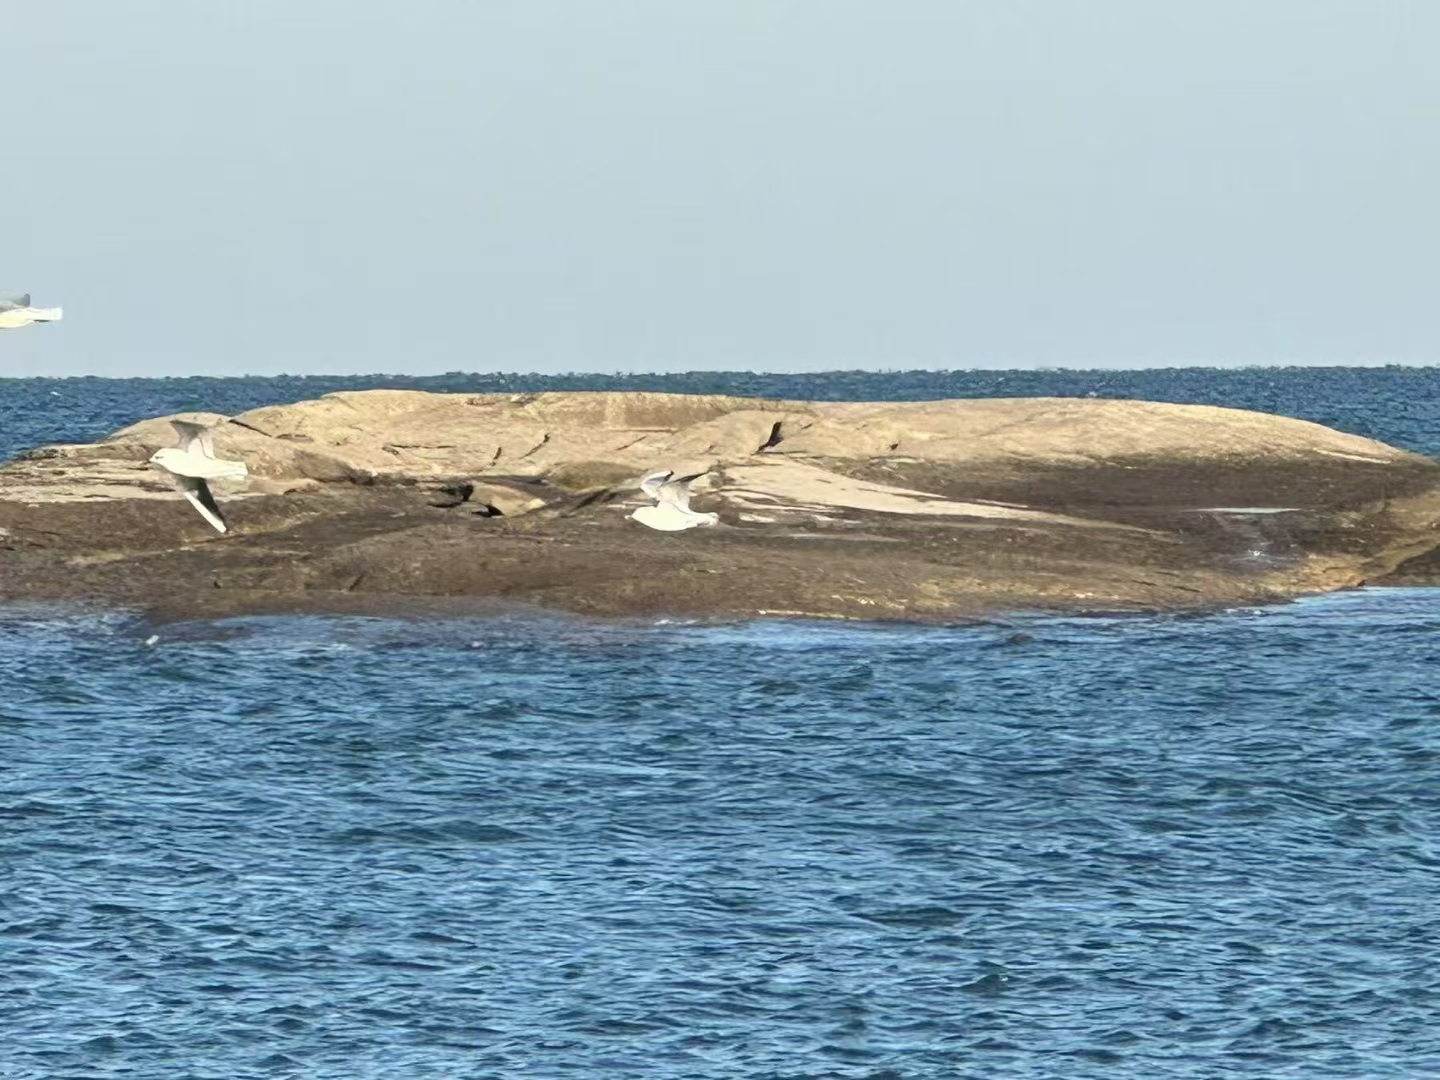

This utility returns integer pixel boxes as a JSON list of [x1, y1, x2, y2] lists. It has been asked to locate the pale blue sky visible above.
[[2, 0, 1437, 376]]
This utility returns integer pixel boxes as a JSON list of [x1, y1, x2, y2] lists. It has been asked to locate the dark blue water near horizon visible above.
[[3, 368, 1440, 1078]]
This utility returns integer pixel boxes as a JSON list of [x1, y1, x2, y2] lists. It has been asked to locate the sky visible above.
[[2, 0, 1438, 377]]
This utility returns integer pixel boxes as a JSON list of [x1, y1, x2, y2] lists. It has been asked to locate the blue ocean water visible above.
[[2, 369, 1439, 1078]]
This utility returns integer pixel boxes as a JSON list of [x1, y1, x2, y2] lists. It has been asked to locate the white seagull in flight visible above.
[[0, 294, 63, 329], [630, 470, 720, 532], [149, 420, 249, 533]]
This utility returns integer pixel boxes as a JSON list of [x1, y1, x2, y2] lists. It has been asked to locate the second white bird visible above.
[[149, 420, 249, 533], [630, 470, 720, 532], [0, 294, 63, 330]]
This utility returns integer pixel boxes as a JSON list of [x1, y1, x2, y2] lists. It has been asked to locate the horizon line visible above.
[[3, 361, 1440, 382]]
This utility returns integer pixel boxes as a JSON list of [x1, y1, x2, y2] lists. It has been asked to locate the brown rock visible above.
[[1, 389, 1437, 622]]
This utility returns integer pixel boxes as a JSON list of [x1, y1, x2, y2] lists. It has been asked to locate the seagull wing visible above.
[[657, 471, 708, 511], [639, 470, 673, 499], [631, 503, 701, 531], [174, 474, 229, 533], [170, 420, 216, 458], [0, 294, 27, 312], [656, 482, 692, 512]]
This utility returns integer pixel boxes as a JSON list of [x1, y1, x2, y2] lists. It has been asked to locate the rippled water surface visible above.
[[4, 591, 1439, 1078]]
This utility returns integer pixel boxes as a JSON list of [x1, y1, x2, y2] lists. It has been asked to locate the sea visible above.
[[3, 368, 1439, 1079]]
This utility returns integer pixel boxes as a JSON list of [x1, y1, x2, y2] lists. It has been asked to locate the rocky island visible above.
[[1, 390, 1438, 623]]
